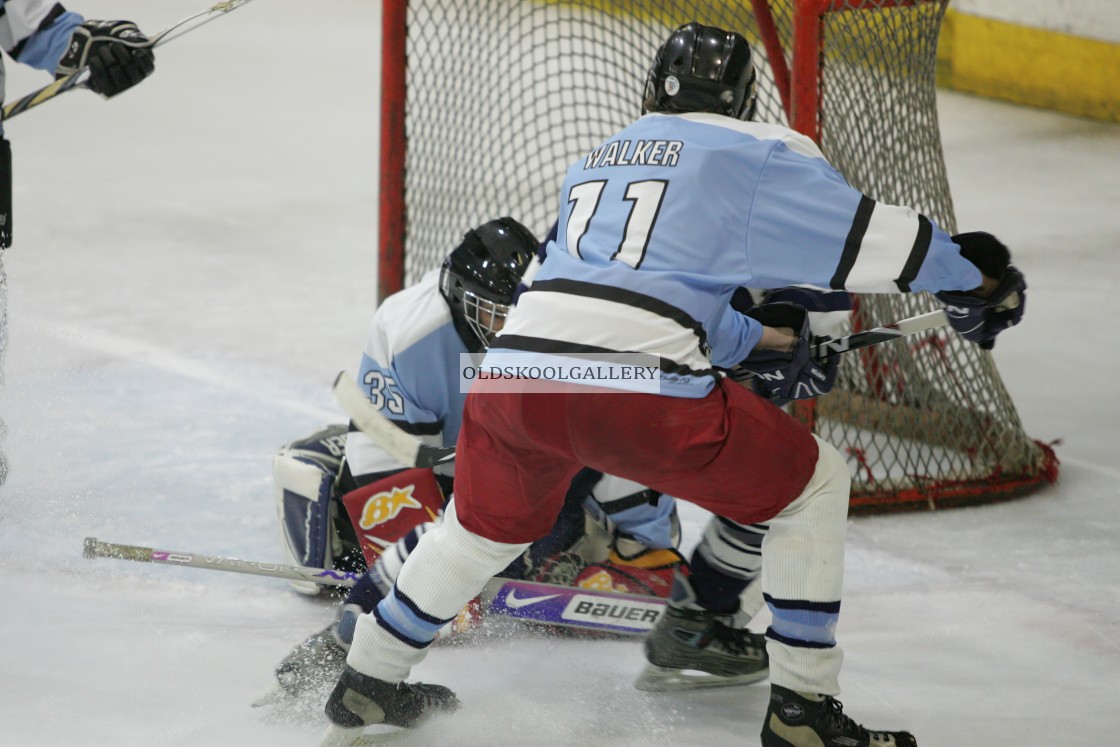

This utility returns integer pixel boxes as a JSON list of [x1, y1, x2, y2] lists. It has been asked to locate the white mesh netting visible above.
[[386, 0, 1056, 511]]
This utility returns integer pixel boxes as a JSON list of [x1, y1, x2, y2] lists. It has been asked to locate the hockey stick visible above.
[[2, 0, 260, 122], [728, 308, 950, 382], [333, 372, 458, 469], [84, 537, 666, 636], [83, 536, 362, 588], [812, 308, 947, 358], [333, 308, 951, 469]]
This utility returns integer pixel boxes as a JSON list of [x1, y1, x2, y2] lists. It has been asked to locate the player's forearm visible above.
[[756, 325, 797, 353]]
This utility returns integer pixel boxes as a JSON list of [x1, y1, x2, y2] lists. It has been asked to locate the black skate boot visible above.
[[270, 603, 363, 701], [761, 684, 917, 747], [635, 603, 769, 691], [635, 567, 768, 691], [325, 665, 459, 729]]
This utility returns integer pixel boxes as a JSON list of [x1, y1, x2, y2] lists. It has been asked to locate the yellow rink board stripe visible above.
[[937, 9, 1120, 123]]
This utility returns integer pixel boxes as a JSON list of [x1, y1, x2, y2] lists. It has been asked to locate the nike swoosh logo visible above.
[[504, 589, 560, 609]]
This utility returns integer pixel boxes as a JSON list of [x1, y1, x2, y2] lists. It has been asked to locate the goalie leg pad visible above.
[[272, 425, 348, 595]]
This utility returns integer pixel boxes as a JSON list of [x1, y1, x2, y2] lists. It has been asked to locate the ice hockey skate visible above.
[[761, 685, 917, 747], [635, 572, 769, 692], [317, 664, 459, 745], [254, 603, 363, 706]]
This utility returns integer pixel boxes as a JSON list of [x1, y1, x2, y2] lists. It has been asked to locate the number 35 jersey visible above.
[[346, 269, 469, 479], [493, 111, 983, 398]]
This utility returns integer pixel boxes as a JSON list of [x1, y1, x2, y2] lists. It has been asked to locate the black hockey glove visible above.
[[935, 232, 1026, 350], [56, 20, 155, 98], [733, 302, 838, 402]]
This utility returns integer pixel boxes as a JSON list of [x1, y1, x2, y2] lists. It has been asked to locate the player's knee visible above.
[[432, 502, 532, 572], [778, 437, 850, 522], [806, 437, 850, 520]]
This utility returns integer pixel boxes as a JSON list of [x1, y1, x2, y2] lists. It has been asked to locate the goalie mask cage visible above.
[[378, 0, 1058, 514]]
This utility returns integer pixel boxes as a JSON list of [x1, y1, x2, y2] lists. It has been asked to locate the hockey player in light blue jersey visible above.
[[270, 217, 686, 702], [323, 23, 1027, 745], [1, 0, 156, 247]]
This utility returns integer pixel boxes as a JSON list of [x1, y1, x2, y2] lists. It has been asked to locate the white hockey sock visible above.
[[762, 436, 850, 696], [347, 500, 530, 682], [375, 520, 438, 587]]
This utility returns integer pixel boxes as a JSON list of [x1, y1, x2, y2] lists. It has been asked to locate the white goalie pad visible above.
[[272, 433, 345, 595]]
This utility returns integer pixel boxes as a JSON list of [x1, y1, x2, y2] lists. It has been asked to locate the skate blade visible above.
[[318, 723, 412, 746], [634, 664, 770, 692], [250, 683, 293, 708]]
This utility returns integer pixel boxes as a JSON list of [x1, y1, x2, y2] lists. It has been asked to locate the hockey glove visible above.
[[733, 302, 838, 402], [56, 21, 155, 98], [935, 232, 1026, 350]]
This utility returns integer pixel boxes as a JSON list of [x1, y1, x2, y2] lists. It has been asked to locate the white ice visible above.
[[1, 1, 1118, 745]]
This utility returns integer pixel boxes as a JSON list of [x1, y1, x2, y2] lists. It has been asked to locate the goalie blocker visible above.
[[272, 425, 444, 594]]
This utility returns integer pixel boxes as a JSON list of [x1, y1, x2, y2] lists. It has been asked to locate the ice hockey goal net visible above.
[[377, 0, 1058, 513]]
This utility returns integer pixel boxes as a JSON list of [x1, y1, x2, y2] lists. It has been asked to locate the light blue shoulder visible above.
[[365, 270, 455, 366]]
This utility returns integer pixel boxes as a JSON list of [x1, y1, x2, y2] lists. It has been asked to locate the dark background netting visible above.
[[389, 0, 1057, 510]]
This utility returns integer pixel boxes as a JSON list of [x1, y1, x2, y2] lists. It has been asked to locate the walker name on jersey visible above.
[[583, 139, 683, 170]]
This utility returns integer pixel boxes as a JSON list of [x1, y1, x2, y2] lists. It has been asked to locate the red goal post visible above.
[[377, 0, 1058, 512]]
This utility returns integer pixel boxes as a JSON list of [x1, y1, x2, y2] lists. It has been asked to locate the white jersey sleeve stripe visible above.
[[835, 198, 931, 294], [896, 215, 933, 292]]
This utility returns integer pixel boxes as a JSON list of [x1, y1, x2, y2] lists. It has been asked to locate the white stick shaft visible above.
[[83, 537, 360, 587]]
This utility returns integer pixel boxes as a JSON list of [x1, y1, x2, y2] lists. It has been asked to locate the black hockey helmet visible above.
[[642, 22, 757, 121], [439, 217, 538, 351]]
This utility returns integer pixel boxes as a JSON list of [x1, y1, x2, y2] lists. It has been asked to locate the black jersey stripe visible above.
[[490, 334, 717, 380], [492, 334, 634, 357], [894, 214, 933, 292], [347, 419, 441, 437], [830, 194, 876, 290], [527, 277, 708, 350]]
